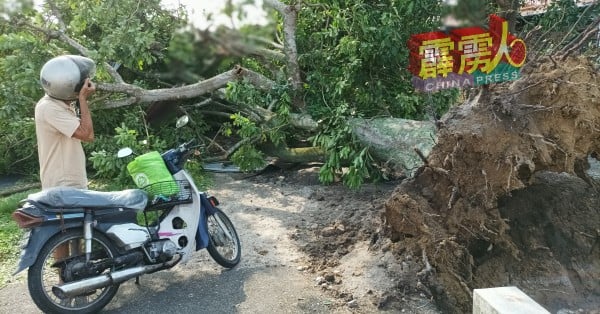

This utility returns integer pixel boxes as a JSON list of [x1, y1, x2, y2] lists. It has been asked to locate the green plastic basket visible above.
[[126, 151, 179, 197]]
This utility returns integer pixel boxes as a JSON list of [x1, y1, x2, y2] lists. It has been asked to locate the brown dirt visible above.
[[384, 56, 600, 313]]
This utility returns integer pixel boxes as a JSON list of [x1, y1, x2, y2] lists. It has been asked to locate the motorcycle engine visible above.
[[145, 239, 177, 262]]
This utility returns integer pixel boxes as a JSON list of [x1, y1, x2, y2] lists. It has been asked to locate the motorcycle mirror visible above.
[[176, 115, 189, 129], [117, 147, 133, 158]]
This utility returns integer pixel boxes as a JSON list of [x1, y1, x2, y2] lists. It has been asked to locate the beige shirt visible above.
[[35, 95, 87, 189]]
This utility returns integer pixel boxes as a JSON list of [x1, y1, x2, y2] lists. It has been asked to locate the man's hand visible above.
[[78, 78, 96, 101], [73, 78, 95, 142]]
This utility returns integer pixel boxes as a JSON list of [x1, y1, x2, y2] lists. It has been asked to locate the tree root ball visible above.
[[384, 56, 600, 313]]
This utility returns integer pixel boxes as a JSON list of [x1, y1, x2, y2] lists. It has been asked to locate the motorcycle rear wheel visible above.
[[206, 208, 241, 268], [27, 229, 120, 314]]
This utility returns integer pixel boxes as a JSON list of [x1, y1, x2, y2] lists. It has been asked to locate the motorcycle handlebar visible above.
[[178, 139, 203, 154], [181, 139, 195, 150]]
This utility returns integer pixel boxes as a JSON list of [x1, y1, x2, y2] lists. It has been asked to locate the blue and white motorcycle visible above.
[[11, 116, 241, 313]]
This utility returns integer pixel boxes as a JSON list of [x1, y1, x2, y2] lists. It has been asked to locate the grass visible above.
[[0, 189, 38, 287]]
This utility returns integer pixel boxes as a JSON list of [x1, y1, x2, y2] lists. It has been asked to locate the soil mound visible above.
[[384, 56, 600, 313]]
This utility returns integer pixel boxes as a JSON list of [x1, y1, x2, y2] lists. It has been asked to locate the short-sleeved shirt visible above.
[[35, 95, 87, 189]]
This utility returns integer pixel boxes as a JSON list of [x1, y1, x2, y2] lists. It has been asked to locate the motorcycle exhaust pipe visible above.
[[53, 264, 163, 298]]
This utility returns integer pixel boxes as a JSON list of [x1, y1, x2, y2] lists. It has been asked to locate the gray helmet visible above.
[[40, 55, 96, 101]]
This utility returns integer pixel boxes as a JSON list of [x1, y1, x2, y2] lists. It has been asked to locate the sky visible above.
[[160, 0, 267, 29], [29, 0, 267, 29]]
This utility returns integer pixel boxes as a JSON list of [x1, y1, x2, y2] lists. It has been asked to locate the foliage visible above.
[[310, 104, 373, 188], [537, 0, 591, 31], [443, 0, 493, 27], [89, 122, 167, 188], [0, 32, 50, 121], [231, 143, 266, 172], [0, 191, 27, 258], [0, 0, 33, 19], [224, 79, 292, 172], [222, 112, 268, 172], [0, 190, 33, 286], [0, 0, 198, 178], [0, 23, 52, 176], [519, 0, 600, 56], [183, 158, 213, 191], [48, 0, 186, 74], [0, 118, 37, 175], [296, 0, 455, 187]]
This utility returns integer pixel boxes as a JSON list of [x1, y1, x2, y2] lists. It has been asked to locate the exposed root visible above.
[[447, 186, 459, 210], [414, 147, 429, 166], [449, 270, 473, 298], [417, 249, 433, 277], [480, 223, 498, 236]]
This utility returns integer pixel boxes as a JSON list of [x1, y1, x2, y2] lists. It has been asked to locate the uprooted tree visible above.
[[1, 0, 599, 312], [384, 55, 600, 312], [379, 3, 600, 312], [0, 0, 453, 188]]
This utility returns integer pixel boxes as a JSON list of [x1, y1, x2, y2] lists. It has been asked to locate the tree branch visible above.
[[264, 0, 304, 110], [101, 97, 139, 109], [20, 4, 318, 131], [197, 28, 286, 61], [289, 113, 319, 131], [263, 0, 288, 12], [18, 17, 125, 84], [48, 1, 126, 82], [97, 66, 276, 107], [558, 15, 600, 60], [204, 136, 259, 162], [46, 0, 67, 31]]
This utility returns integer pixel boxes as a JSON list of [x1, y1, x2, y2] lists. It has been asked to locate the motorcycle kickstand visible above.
[[135, 276, 140, 285]]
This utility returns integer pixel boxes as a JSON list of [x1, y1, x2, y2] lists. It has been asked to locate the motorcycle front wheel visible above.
[[27, 229, 120, 314], [206, 208, 241, 268]]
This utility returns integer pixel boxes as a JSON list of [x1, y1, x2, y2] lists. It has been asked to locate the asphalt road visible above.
[[0, 251, 336, 314], [0, 172, 346, 314], [104, 254, 334, 314]]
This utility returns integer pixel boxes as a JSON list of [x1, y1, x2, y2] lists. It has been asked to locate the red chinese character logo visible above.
[[408, 32, 454, 79], [408, 14, 527, 80], [451, 26, 493, 74], [484, 14, 527, 71]]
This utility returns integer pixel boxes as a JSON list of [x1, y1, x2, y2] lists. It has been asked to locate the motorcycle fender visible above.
[[195, 194, 219, 250], [14, 221, 82, 275], [195, 204, 209, 250]]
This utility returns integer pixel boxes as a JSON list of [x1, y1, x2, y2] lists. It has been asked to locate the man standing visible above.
[[35, 55, 96, 190]]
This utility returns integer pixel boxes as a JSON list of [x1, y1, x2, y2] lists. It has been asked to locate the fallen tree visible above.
[[6, 0, 325, 167], [2, 0, 448, 181], [2, 1, 599, 312], [384, 56, 600, 313]]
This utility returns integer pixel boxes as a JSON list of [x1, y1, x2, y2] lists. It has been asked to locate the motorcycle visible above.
[[11, 116, 241, 313]]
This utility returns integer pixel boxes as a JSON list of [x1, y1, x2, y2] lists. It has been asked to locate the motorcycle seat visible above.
[[26, 187, 148, 212]]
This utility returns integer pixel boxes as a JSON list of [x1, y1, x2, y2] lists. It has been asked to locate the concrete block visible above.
[[473, 286, 550, 314]]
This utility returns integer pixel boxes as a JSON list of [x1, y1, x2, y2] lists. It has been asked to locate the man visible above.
[[34, 55, 97, 289], [35, 55, 96, 190]]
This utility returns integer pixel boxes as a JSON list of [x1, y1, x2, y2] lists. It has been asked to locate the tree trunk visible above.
[[351, 118, 437, 178], [261, 143, 325, 163]]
